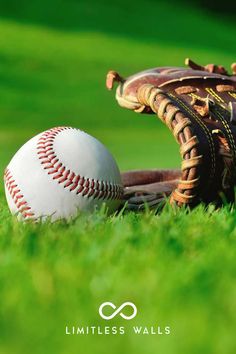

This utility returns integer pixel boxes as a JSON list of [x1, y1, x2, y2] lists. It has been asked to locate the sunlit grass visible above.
[[0, 1, 236, 353]]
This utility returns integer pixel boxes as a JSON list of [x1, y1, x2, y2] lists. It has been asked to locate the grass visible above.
[[1, 206, 236, 354], [0, 1, 236, 353]]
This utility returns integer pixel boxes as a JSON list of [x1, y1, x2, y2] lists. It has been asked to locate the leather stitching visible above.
[[4, 169, 35, 219], [170, 94, 216, 180], [4, 127, 123, 220], [37, 127, 123, 201]]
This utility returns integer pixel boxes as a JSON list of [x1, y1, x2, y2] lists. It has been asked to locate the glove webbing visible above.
[[137, 84, 202, 206]]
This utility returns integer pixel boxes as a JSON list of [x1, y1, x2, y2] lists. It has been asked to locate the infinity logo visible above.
[[99, 302, 137, 320]]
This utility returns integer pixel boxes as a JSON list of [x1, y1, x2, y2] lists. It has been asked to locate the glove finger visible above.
[[128, 193, 159, 205], [125, 196, 166, 211]]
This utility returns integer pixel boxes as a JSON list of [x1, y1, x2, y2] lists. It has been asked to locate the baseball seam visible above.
[[4, 127, 122, 220], [4, 168, 35, 219], [37, 127, 123, 201]]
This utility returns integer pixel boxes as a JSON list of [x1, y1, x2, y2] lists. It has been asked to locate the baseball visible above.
[[4, 127, 123, 222]]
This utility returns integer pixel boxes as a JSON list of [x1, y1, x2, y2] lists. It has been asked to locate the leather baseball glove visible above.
[[106, 58, 236, 211]]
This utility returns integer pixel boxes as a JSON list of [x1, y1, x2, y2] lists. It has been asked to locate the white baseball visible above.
[[4, 127, 123, 222]]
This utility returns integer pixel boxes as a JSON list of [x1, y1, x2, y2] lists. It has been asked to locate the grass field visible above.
[[0, 1, 236, 353]]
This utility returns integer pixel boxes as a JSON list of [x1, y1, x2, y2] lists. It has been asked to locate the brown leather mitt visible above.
[[106, 58, 236, 210]]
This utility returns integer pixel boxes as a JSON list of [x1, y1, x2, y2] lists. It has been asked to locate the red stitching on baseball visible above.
[[37, 127, 123, 200], [4, 169, 35, 219]]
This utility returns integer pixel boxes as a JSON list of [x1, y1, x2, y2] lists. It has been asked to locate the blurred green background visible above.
[[0, 1, 236, 354], [0, 0, 235, 178]]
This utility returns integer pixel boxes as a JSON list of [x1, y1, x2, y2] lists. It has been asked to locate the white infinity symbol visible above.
[[99, 302, 137, 320]]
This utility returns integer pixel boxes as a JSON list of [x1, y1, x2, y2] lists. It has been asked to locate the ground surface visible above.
[[0, 1, 236, 353]]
